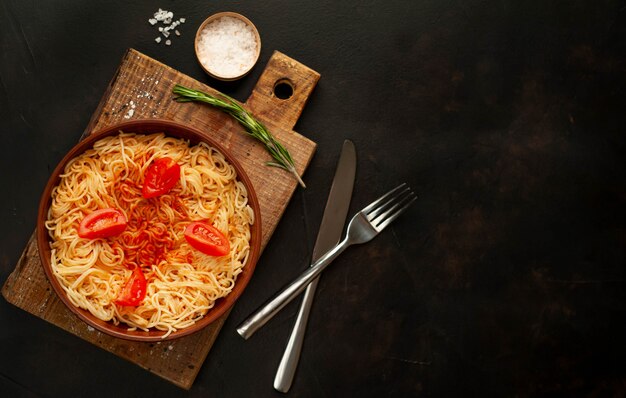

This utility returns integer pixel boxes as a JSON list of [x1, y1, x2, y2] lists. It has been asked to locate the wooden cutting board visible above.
[[1, 48, 319, 389]]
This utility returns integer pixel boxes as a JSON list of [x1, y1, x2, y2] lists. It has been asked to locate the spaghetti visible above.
[[44, 133, 254, 336]]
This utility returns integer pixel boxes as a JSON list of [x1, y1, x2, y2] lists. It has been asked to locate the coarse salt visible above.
[[123, 101, 136, 119], [149, 8, 185, 45], [196, 16, 259, 78]]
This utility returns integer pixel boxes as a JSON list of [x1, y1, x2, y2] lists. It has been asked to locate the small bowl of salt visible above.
[[195, 12, 261, 81]]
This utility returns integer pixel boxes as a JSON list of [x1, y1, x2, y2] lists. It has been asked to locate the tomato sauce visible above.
[[111, 178, 191, 270]]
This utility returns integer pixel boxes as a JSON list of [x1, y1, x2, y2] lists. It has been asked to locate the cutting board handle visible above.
[[245, 51, 320, 131]]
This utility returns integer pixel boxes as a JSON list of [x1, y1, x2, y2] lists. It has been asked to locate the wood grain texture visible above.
[[1, 48, 319, 389]]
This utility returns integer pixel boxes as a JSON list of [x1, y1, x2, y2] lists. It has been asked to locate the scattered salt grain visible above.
[[149, 8, 185, 45], [124, 100, 136, 119], [175, 30, 181, 36], [153, 9, 171, 22], [196, 16, 259, 78]]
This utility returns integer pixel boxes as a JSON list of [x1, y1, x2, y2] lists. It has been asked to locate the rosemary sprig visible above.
[[172, 84, 306, 188]]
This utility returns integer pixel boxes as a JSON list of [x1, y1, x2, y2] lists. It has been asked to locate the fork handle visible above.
[[236, 238, 350, 340]]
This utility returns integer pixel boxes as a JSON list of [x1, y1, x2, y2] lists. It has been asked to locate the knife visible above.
[[273, 140, 356, 392], [235, 141, 357, 338]]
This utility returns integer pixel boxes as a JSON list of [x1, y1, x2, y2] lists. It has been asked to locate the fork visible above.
[[236, 183, 416, 340]]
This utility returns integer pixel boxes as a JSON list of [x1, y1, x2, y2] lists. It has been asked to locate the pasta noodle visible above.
[[45, 132, 254, 337]]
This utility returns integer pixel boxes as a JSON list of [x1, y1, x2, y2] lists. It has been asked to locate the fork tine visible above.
[[367, 186, 411, 220], [373, 193, 416, 231], [361, 183, 407, 214]]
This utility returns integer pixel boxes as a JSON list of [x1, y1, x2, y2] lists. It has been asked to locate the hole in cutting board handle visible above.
[[273, 79, 294, 100]]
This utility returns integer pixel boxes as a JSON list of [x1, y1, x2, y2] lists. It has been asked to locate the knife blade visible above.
[[273, 139, 356, 392]]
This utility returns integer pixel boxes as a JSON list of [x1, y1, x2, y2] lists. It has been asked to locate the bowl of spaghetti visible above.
[[37, 119, 262, 341]]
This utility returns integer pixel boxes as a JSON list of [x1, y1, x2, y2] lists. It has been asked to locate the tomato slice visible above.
[[184, 221, 230, 256], [78, 208, 127, 239], [115, 267, 147, 307], [142, 157, 181, 199]]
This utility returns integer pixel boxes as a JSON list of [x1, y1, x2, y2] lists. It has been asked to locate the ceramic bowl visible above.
[[37, 119, 262, 341]]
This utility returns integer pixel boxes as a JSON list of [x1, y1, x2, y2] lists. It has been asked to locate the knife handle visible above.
[[273, 276, 320, 392], [236, 238, 349, 340]]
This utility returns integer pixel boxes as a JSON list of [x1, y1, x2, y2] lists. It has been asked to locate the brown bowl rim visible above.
[[36, 119, 262, 341], [194, 11, 262, 81]]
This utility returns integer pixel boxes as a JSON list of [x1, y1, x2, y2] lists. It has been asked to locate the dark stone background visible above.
[[1, 1, 624, 396]]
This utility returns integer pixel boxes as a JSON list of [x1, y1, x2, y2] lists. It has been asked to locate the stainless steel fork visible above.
[[237, 183, 417, 340]]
